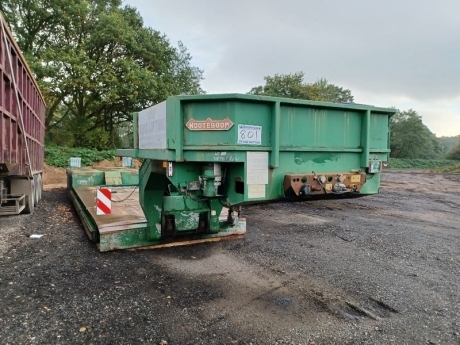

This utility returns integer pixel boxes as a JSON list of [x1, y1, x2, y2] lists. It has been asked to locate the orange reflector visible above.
[[162, 161, 167, 168]]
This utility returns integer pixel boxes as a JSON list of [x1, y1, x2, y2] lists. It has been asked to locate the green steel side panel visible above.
[[184, 151, 247, 163], [97, 223, 246, 252], [67, 167, 140, 189], [121, 94, 396, 162], [121, 170, 139, 185], [280, 152, 362, 171], [98, 227, 152, 251], [370, 153, 389, 161], [182, 101, 273, 147], [69, 169, 105, 187], [279, 106, 362, 149], [370, 113, 390, 150]]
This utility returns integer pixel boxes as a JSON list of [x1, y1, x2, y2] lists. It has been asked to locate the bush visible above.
[[445, 141, 460, 160], [436, 163, 460, 173], [388, 158, 460, 171], [45, 145, 116, 167]]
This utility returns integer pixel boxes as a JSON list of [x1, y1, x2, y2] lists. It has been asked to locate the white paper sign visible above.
[[246, 152, 269, 185], [237, 124, 262, 145], [138, 101, 167, 149], [248, 185, 266, 199]]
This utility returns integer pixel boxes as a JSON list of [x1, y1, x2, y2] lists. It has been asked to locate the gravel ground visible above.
[[1, 171, 459, 345]]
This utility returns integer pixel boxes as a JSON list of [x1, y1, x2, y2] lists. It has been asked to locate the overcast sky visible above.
[[124, 0, 460, 137]]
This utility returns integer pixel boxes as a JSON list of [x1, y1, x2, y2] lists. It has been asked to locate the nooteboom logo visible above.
[[185, 117, 234, 131], [188, 122, 230, 130]]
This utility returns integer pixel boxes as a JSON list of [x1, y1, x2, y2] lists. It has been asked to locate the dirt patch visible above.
[[42, 163, 66, 185], [43, 183, 67, 190], [93, 158, 142, 169], [133, 159, 142, 169], [92, 159, 117, 168]]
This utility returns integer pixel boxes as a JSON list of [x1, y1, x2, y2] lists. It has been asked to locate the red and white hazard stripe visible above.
[[96, 188, 111, 215]]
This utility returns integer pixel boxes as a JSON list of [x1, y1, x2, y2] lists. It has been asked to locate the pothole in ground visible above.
[[274, 296, 293, 307]]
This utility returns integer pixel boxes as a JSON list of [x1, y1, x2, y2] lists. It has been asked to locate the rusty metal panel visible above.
[[0, 13, 46, 177], [105, 171, 122, 185]]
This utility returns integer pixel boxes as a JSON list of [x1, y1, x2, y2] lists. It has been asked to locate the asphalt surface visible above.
[[0, 171, 459, 345]]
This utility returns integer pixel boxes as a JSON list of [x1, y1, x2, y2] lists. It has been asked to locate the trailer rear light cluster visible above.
[[369, 160, 383, 173], [284, 172, 367, 197]]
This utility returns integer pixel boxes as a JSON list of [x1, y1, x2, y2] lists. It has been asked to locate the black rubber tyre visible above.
[[35, 174, 43, 203], [24, 179, 35, 214]]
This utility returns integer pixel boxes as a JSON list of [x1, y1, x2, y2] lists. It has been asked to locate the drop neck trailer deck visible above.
[[68, 94, 396, 251]]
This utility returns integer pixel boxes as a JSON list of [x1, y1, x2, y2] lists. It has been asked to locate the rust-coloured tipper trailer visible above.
[[0, 13, 46, 215]]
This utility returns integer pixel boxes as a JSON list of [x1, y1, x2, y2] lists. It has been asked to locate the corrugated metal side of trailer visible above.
[[0, 13, 45, 177]]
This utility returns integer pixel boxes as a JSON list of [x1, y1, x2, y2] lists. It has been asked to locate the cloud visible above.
[[124, 0, 460, 135], [418, 107, 460, 137]]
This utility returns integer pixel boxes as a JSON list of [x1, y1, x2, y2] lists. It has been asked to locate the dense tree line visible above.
[[390, 110, 460, 160], [248, 72, 354, 103], [446, 139, 460, 160], [439, 136, 460, 156], [248, 73, 459, 160], [1, 0, 204, 148], [390, 110, 443, 159]]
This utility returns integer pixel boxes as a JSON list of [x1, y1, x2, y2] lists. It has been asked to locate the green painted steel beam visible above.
[[361, 110, 371, 168], [270, 102, 280, 168], [133, 112, 139, 149], [166, 93, 396, 114]]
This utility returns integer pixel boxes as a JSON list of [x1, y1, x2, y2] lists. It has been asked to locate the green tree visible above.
[[390, 109, 442, 159], [313, 78, 354, 103], [248, 72, 320, 100], [248, 72, 354, 103], [438, 135, 460, 156], [1, 0, 204, 148], [446, 138, 460, 160]]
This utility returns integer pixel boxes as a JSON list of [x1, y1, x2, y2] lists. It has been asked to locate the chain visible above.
[[112, 160, 151, 203]]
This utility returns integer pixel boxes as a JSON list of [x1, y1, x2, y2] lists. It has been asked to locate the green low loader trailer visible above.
[[68, 94, 396, 251]]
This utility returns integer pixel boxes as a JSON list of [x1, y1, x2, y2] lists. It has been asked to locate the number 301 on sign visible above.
[[237, 124, 262, 145]]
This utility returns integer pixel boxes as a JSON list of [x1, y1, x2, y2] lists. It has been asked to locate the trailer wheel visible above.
[[39, 174, 43, 201], [33, 175, 39, 205], [35, 174, 43, 203], [24, 179, 35, 214]]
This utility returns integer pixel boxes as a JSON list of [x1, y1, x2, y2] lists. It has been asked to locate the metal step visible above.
[[0, 194, 26, 215]]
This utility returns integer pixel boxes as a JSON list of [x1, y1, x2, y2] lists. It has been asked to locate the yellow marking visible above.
[[325, 183, 332, 191], [351, 175, 361, 183]]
